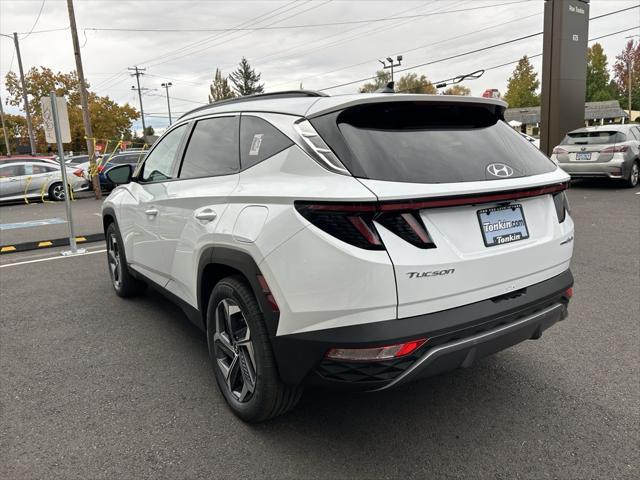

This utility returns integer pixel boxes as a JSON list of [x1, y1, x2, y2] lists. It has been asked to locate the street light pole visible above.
[[12, 33, 37, 155], [629, 58, 634, 122], [161, 82, 173, 125], [379, 55, 403, 83]]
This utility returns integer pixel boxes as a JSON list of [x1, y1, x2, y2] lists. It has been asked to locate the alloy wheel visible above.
[[631, 163, 639, 187], [107, 233, 122, 290], [52, 184, 65, 200], [213, 298, 257, 403]]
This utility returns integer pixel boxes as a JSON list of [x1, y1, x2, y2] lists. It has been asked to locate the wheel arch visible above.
[[198, 247, 279, 339]]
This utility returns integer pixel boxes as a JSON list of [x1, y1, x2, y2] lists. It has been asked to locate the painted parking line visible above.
[[0, 248, 106, 268], [0, 218, 67, 230]]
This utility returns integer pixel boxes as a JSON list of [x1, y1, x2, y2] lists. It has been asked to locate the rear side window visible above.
[[311, 102, 556, 184], [0, 164, 25, 177], [240, 116, 293, 170], [180, 116, 239, 179], [562, 131, 626, 145]]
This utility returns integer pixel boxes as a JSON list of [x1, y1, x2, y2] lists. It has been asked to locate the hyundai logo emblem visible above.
[[486, 163, 514, 178]]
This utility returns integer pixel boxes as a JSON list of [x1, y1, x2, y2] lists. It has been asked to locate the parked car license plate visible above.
[[477, 204, 529, 247], [574, 152, 592, 161]]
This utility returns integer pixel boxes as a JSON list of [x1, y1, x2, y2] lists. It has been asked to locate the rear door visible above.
[[311, 100, 573, 318], [161, 115, 240, 307]]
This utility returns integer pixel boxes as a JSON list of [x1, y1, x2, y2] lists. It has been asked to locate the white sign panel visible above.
[[40, 96, 71, 144]]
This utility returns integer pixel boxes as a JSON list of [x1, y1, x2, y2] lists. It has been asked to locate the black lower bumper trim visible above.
[[272, 269, 573, 386]]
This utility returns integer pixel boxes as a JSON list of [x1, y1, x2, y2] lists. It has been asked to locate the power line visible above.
[[318, 5, 640, 92], [20, 0, 47, 40], [147, 0, 331, 69], [269, 9, 540, 90], [84, 1, 530, 33]]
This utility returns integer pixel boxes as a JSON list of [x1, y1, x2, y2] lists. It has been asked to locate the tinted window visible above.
[[631, 127, 640, 141], [240, 116, 293, 170], [180, 117, 239, 179], [140, 124, 187, 182], [562, 131, 626, 145], [312, 102, 556, 184], [0, 165, 24, 177]]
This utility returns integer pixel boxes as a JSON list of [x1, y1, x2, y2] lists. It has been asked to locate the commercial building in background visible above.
[[505, 100, 631, 137]]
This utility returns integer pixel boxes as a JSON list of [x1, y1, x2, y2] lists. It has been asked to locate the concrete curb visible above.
[[0, 233, 105, 254]]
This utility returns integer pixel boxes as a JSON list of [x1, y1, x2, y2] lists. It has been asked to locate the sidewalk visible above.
[[0, 193, 104, 247]]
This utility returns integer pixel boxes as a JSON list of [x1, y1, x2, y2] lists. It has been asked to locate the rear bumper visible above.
[[272, 269, 573, 388], [560, 159, 627, 179]]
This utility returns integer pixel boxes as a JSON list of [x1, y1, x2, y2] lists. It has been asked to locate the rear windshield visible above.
[[311, 101, 556, 184], [561, 131, 626, 145]]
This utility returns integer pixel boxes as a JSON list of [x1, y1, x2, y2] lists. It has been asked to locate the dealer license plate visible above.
[[477, 204, 529, 247]]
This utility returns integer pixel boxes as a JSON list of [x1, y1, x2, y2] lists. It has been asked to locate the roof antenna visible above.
[[375, 81, 395, 93]]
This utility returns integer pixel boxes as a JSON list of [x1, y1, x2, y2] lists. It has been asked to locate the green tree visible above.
[[503, 56, 540, 107], [229, 57, 264, 96], [359, 70, 391, 93], [612, 39, 640, 111], [396, 72, 437, 94], [586, 43, 616, 102], [4, 67, 138, 152], [0, 112, 27, 154], [443, 84, 471, 96], [208, 68, 235, 103]]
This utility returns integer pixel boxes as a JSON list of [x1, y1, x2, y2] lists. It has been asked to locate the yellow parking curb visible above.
[[38, 241, 53, 247], [1, 246, 17, 253]]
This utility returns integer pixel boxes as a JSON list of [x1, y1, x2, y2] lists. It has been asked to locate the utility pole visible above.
[[161, 82, 173, 125], [379, 55, 403, 82], [629, 58, 634, 122], [129, 66, 147, 135], [13, 33, 37, 155], [67, 0, 101, 198], [0, 95, 11, 155]]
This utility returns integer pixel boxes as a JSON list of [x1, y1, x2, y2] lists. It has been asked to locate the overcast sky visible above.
[[1, 0, 638, 132]]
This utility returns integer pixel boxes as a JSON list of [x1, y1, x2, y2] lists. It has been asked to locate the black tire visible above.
[[48, 182, 66, 201], [207, 276, 302, 422], [105, 222, 147, 297], [625, 160, 639, 188]]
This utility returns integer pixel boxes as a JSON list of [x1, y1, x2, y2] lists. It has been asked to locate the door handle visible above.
[[195, 209, 217, 222], [145, 208, 159, 217]]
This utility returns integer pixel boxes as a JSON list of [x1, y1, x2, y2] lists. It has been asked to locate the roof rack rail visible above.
[[179, 90, 329, 120]]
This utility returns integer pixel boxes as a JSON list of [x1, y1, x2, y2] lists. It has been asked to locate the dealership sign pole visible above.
[[41, 92, 84, 256]]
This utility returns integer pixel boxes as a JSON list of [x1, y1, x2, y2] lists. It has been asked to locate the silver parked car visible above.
[[550, 124, 640, 188], [0, 160, 87, 202]]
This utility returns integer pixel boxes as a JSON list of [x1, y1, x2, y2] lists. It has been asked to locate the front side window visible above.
[[140, 124, 187, 182], [179, 116, 239, 179], [240, 116, 293, 170]]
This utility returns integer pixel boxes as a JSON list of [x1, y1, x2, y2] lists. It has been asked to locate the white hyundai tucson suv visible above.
[[102, 91, 575, 422]]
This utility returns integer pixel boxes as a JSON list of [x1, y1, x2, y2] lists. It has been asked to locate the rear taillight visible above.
[[295, 202, 436, 250], [601, 145, 628, 154], [73, 169, 84, 177], [553, 191, 570, 223], [552, 146, 568, 155], [295, 203, 383, 250], [325, 338, 427, 362], [97, 165, 105, 173], [376, 211, 435, 249]]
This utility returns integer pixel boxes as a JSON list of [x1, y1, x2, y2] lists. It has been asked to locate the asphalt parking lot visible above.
[[1, 181, 638, 479]]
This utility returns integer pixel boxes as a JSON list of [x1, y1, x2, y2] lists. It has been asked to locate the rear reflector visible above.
[[325, 338, 427, 362], [565, 287, 574, 298], [256, 274, 279, 312]]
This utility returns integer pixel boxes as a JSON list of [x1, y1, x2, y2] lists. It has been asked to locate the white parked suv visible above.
[[102, 92, 575, 422]]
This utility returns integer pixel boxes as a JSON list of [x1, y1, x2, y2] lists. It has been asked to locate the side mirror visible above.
[[105, 164, 133, 185]]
